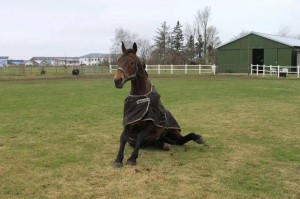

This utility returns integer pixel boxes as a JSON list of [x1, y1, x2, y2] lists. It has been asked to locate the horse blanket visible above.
[[123, 86, 181, 130]]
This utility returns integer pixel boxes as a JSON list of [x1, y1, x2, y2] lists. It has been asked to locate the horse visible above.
[[113, 42, 205, 167]]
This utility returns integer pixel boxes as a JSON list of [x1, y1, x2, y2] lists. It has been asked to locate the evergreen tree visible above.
[[185, 35, 196, 64], [153, 21, 170, 64], [171, 21, 184, 53]]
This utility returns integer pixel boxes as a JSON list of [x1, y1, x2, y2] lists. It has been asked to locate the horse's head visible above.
[[114, 42, 139, 88]]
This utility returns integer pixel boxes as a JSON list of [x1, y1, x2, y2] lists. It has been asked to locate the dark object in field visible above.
[[40, 70, 46, 75], [112, 42, 205, 167], [72, 69, 80, 75]]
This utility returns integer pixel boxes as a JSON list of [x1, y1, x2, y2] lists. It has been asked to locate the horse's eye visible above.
[[131, 62, 134, 65]]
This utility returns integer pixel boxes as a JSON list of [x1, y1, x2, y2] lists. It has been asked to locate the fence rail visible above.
[[250, 64, 300, 78], [109, 64, 216, 75], [0, 65, 110, 76]]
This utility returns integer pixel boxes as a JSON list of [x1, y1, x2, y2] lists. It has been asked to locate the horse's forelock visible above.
[[124, 49, 134, 55]]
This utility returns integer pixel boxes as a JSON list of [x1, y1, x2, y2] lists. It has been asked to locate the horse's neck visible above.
[[130, 66, 151, 96]]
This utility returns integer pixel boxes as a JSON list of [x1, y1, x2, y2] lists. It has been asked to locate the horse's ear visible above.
[[132, 42, 137, 54], [121, 41, 126, 53]]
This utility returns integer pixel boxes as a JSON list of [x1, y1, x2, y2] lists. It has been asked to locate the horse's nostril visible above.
[[114, 78, 123, 88]]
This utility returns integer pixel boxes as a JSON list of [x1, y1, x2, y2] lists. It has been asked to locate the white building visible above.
[[30, 57, 80, 66], [24, 60, 35, 66], [0, 56, 9, 67], [79, 53, 110, 66]]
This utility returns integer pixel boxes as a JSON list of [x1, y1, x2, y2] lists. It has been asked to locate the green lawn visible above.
[[0, 75, 299, 198]]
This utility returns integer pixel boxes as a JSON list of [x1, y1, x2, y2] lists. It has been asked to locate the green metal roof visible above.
[[218, 32, 300, 48]]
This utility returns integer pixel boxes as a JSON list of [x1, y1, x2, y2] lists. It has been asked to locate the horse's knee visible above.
[[163, 143, 171, 150], [154, 140, 171, 150]]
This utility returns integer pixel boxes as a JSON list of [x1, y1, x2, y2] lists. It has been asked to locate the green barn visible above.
[[216, 32, 300, 73]]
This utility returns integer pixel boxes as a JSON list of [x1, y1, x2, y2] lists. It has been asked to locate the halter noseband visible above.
[[117, 59, 141, 81]]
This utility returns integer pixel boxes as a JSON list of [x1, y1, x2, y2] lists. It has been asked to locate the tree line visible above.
[[110, 6, 221, 65], [110, 6, 300, 65]]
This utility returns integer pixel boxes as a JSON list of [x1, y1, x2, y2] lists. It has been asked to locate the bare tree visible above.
[[192, 19, 203, 62], [136, 38, 152, 62], [277, 25, 291, 37], [232, 30, 250, 40], [110, 27, 152, 64], [110, 27, 138, 55], [206, 26, 221, 63], [184, 23, 195, 41], [277, 26, 300, 39], [195, 6, 211, 62]]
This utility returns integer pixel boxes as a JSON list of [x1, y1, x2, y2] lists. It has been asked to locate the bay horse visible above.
[[113, 42, 205, 167]]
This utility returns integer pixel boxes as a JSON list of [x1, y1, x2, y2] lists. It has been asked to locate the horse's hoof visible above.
[[113, 161, 123, 168], [126, 160, 137, 166], [163, 143, 171, 151], [196, 135, 205, 144]]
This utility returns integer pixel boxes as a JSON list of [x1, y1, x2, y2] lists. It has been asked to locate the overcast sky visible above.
[[1, 0, 299, 59]]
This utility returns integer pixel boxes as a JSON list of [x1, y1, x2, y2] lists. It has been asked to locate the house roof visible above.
[[7, 60, 24, 65], [80, 53, 110, 58], [218, 32, 300, 48], [31, 56, 79, 61], [0, 56, 9, 59], [24, 60, 38, 64]]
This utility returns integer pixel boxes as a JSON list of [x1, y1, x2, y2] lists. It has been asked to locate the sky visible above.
[[1, 0, 299, 59]]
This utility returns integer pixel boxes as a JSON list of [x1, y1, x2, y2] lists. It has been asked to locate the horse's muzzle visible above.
[[114, 77, 124, 88]]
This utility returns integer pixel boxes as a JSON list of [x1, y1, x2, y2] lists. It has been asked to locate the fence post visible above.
[[263, 65, 265, 76], [171, 64, 173, 74], [184, 64, 187, 74], [297, 65, 300, 78], [145, 64, 148, 71], [109, 65, 112, 74], [212, 64, 216, 74], [199, 64, 202, 74], [278, 65, 280, 78], [250, 64, 253, 75], [256, 64, 259, 75], [158, 64, 160, 74]]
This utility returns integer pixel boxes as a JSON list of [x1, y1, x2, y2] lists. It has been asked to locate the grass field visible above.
[[0, 75, 299, 198]]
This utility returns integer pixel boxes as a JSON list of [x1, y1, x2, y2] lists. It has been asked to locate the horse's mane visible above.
[[141, 61, 148, 77]]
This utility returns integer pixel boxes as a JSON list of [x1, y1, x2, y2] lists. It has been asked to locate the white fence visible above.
[[109, 64, 216, 75], [250, 64, 300, 78]]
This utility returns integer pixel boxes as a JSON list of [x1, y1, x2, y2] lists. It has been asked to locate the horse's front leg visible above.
[[113, 127, 128, 168], [126, 124, 153, 166]]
